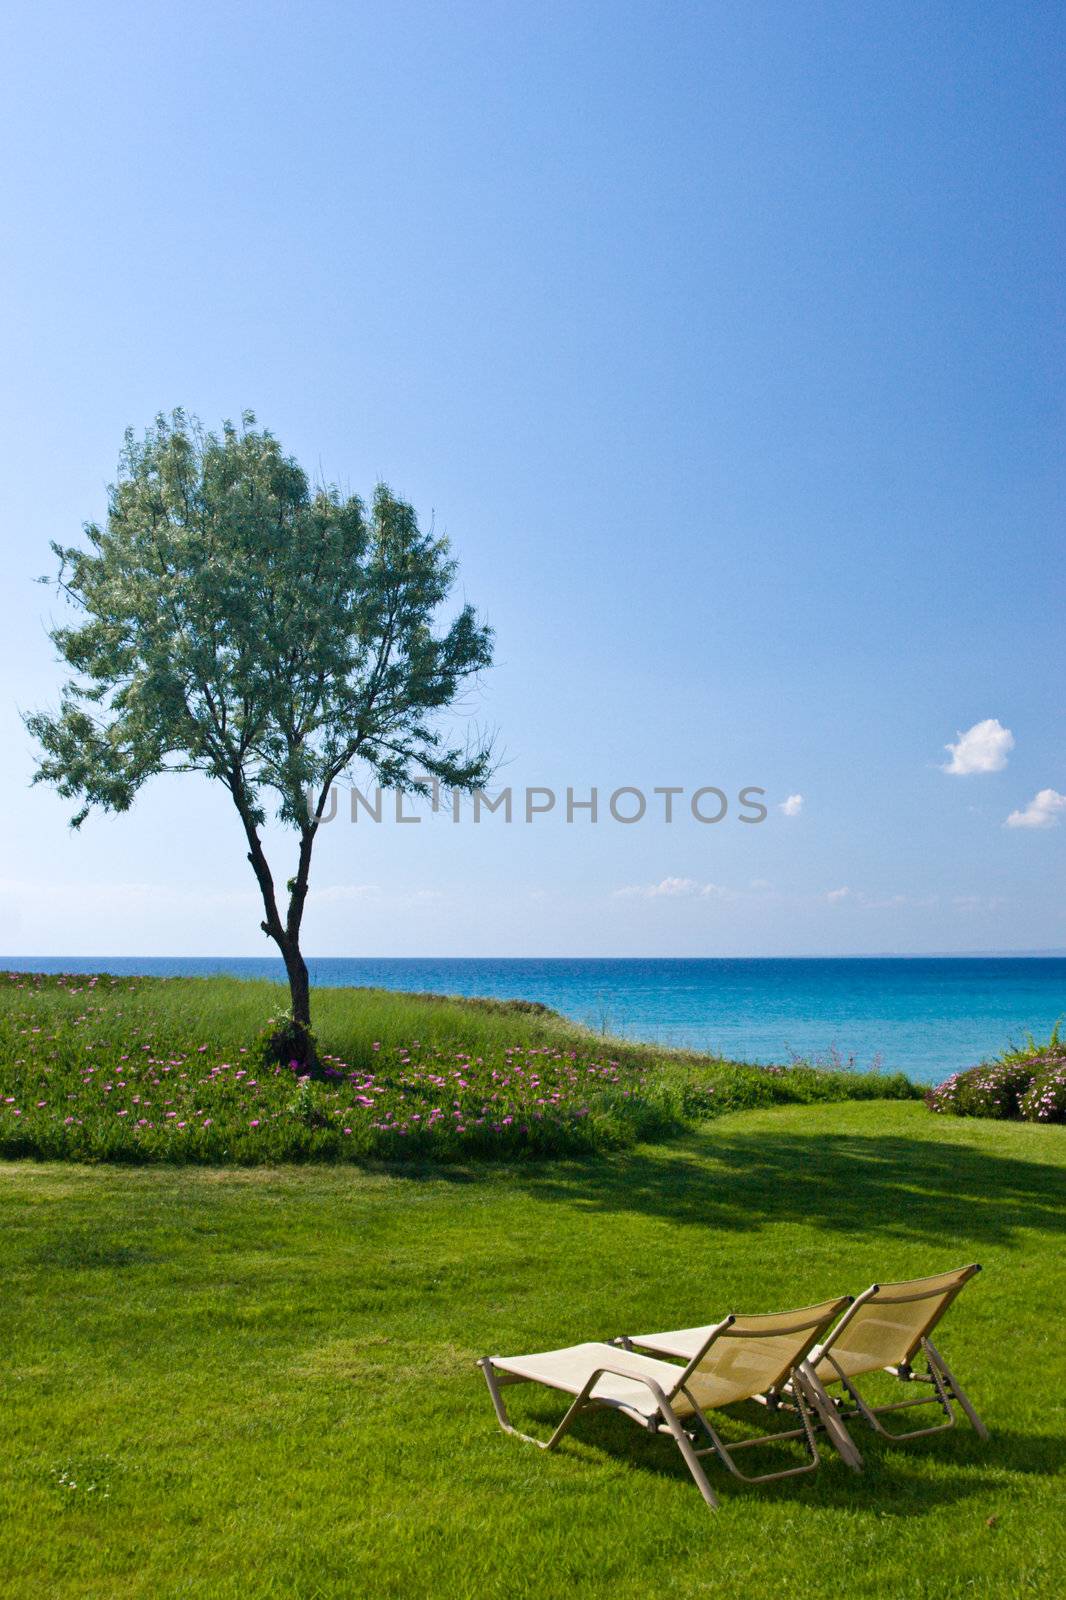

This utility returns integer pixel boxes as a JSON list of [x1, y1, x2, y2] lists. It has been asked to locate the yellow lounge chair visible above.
[[478, 1296, 850, 1512], [808, 1264, 989, 1442]]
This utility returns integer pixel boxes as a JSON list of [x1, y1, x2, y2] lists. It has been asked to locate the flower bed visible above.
[[0, 977, 675, 1160], [927, 1051, 1066, 1125], [0, 970, 919, 1163], [1019, 1061, 1066, 1124]]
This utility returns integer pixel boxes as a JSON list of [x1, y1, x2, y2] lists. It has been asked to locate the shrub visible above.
[[251, 1011, 319, 1075], [1020, 1062, 1066, 1125], [927, 1051, 1066, 1121], [677, 1062, 919, 1120], [960, 1062, 1036, 1119]]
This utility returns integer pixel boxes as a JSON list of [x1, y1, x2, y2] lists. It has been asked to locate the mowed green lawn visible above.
[[2, 1100, 1064, 1599]]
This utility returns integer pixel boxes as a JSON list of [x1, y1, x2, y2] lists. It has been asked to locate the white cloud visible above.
[[779, 794, 804, 817], [0, 877, 256, 910], [952, 894, 1005, 912], [614, 877, 728, 900], [825, 887, 850, 903], [1004, 789, 1066, 830], [309, 883, 444, 906], [308, 883, 381, 904], [942, 718, 1014, 775]]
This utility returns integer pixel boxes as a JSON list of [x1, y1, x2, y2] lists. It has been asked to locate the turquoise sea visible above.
[[5, 956, 1065, 1084]]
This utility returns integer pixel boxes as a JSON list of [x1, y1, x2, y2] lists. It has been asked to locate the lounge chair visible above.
[[619, 1299, 865, 1473], [478, 1295, 851, 1511], [807, 1264, 988, 1442]]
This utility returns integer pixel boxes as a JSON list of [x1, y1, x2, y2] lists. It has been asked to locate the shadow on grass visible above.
[[490, 1131, 1066, 1245], [508, 1395, 1066, 1514]]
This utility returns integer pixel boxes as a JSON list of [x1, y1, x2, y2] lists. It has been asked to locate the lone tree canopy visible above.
[[27, 411, 494, 1063]]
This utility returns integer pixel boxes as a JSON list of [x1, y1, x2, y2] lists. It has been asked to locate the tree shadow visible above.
[[501, 1130, 1066, 1245]]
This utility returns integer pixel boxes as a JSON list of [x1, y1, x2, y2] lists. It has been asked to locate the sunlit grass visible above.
[[1, 1099, 1063, 1598]]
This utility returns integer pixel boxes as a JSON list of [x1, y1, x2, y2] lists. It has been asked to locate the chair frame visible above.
[[479, 1302, 853, 1512], [809, 1266, 989, 1442]]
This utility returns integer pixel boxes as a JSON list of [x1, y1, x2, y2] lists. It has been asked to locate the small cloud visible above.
[[860, 892, 936, 910], [309, 883, 380, 904], [309, 884, 443, 906], [953, 894, 1006, 912], [615, 876, 699, 899], [942, 718, 1014, 775], [825, 887, 850, 903], [615, 877, 728, 900], [779, 794, 804, 817], [0, 877, 256, 910], [1004, 789, 1066, 830]]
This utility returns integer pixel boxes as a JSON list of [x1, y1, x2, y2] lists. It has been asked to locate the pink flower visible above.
[[250, 1119, 260, 1127]]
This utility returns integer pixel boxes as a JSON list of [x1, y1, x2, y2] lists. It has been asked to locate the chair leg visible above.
[[479, 1360, 720, 1511], [829, 1356, 958, 1442], [655, 1400, 720, 1511], [924, 1340, 989, 1440], [478, 1358, 590, 1451], [684, 1387, 823, 1485], [794, 1363, 865, 1472]]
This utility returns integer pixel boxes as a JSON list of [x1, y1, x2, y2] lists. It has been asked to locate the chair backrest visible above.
[[816, 1265, 980, 1376], [674, 1297, 852, 1407]]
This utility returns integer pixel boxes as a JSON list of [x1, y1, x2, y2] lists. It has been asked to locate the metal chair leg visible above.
[[794, 1363, 865, 1472], [924, 1340, 989, 1440], [478, 1358, 590, 1451]]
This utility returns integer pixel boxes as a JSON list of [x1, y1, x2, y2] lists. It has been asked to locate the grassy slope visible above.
[[3, 1100, 1064, 1599], [0, 975, 915, 1164]]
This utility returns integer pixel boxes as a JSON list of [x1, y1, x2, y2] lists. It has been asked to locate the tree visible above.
[[26, 411, 494, 1065]]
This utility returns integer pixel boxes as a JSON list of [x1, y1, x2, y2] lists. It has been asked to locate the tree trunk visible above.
[[283, 940, 311, 1031], [231, 784, 319, 1071]]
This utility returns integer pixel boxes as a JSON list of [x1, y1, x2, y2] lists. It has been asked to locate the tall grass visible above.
[[0, 971, 918, 1163]]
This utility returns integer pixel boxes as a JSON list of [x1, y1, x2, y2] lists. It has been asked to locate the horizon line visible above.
[[4, 951, 1066, 963]]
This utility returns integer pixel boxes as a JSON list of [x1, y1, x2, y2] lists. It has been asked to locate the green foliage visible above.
[[998, 1017, 1063, 1063], [674, 1060, 917, 1119], [0, 972, 918, 1164], [27, 411, 493, 828], [24, 412, 494, 1038]]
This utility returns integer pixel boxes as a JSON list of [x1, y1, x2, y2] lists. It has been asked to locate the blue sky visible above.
[[1, 0, 1063, 957]]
